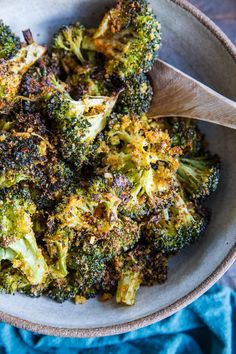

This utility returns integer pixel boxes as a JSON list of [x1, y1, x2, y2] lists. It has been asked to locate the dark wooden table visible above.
[[189, 0, 236, 44]]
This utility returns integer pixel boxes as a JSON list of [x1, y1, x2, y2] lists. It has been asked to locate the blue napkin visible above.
[[0, 284, 235, 354]]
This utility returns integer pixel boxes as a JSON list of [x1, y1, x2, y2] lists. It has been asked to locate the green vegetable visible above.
[[0, 20, 21, 59]]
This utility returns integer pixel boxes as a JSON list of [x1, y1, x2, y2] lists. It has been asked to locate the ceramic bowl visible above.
[[0, 0, 236, 337]]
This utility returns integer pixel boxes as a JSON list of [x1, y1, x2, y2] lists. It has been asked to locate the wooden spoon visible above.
[[149, 59, 236, 129]]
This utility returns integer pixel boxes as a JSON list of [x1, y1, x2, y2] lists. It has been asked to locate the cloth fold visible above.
[[0, 284, 235, 354]]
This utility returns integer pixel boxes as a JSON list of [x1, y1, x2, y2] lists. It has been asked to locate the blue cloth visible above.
[[0, 284, 235, 354]]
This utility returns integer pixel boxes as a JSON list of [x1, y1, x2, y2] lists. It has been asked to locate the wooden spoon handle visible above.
[[149, 59, 236, 129]]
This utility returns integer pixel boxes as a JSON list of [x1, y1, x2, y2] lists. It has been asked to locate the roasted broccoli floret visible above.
[[85, 174, 131, 222], [45, 232, 108, 301], [0, 188, 36, 246], [28, 156, 76, 211], [116, 74, 153, 115], [46, 91, 120, 167], [52, 21, 103, 75], [0, 189, 48, 285], [44, 227, 75, 279], [0, 233, 47, 286], [0, 32, 46, 111], [66, 65, 111, 100], [45, 174, 140, 281], [66, 218, 139, 300], [67, 69, 153, 115], [46, 276, 77, 303], [115, 245, 168, 305], [0, 130, 51, 189], [177, 155, 220, 201], [82, 0, 161, 79], [14, 112, 47, 134], [67, 242, 106, 299], [48, 216, 139, 281], [0, 20, 21, 59], [20, 55, 64, 113], [53, 22, 87, 65], [0, 265, 48, 296], [0, 125, 74, 203], [96, 114, 181, 219], [143, 193, 209, 253], [73, 217, 139, 259], [165, 117, 205, 156], [50, 174, 134, 234], [0, 267, 30, 294], [0, 110, 74, 201], [0, 110, 48, 136], [43, 158, 76, 200]]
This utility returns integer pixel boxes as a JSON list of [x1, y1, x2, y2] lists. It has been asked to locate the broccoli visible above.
[[42, 158, 76, 201], [177, 155, 220, 201], [29, 155, 76, 211], [115, 74, 153, 115], [32, 210, 47, 237], [50, 187, 112, 234], [14, 112, 47, 134], [143, 193, 209, 253], [115, 246, 168, 305], [96, 114, 181, 219], [0, 20, 21, 59], [67, 242, 107, 299], [49, 215, 139, 279], [46, 174, 140, 285], [0, 267, 30, 294], [45, 230, 109, 301], [79, 217, 139, 258], [44, 227, 75, 279], [0, 117, 14, 131], [0, 111, 74, 201], [82, 0, 161, 79], [52, 22, 103, 75], [116, 267, 141, 305], [67, 69, 153, 115], [0, 130, 51, 189], [0, 111, 48, 136], [85, 174, 130, 222], [0, 266, 48, 296], [0, 189, 48, 285], [46, 277, 78, 303], [53, 22, 87, 65], [46, 91, 120, 168], [0, 188, 36, 246], [0, 232, 48, 285], [20, 55, 64, 113], [0, 32, 46, 111], [66, 65, 111, 100], [164, 117, 205, 156], [50, 174, 136, 236], [66, 217, 139, 300]]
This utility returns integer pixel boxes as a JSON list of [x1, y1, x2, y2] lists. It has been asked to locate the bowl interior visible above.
[[0, 0, 236, 334]]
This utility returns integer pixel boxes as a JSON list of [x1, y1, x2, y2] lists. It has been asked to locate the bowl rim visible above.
[[0, 0, 236, 338]]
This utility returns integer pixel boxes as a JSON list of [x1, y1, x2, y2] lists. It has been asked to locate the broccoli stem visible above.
[[50, 240, 68, 279], [0, 232, 47, 285], [116, 270, 142, 305], [22, 29, 34, 45]]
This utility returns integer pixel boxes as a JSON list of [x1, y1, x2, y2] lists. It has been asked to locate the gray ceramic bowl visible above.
[[0, 0, 236, 338]]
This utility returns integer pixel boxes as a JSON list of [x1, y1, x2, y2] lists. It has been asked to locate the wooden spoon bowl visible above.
[[149, 59, 236, 129]]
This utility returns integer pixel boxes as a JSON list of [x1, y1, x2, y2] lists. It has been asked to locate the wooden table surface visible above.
[[189, 0, 236, 44]]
